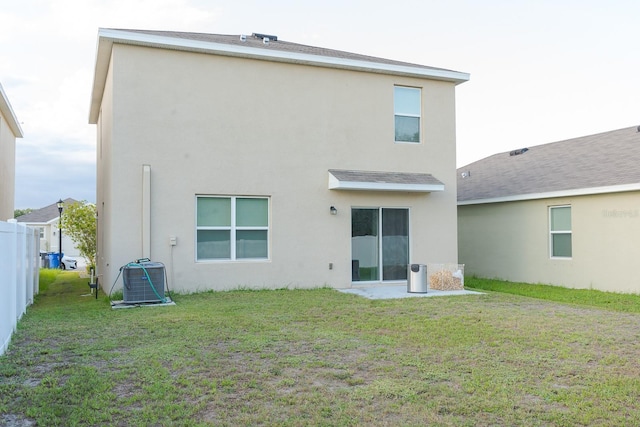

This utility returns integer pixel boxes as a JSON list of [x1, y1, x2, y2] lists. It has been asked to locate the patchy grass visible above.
[[38, 268, 63, 294], [3, 273, 640, 425]]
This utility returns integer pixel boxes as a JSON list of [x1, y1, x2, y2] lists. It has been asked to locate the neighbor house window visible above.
[[394, 86, 421, 143], [38, 227, 44, 239], [196, 196, 269, 261], [550, 205, 571, 258]]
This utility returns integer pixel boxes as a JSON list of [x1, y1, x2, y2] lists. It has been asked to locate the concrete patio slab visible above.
[[337, 285, 482, 300]]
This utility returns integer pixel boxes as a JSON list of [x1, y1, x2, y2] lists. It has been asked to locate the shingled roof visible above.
[[457, 126, 640, 204], [329, 169, 444, 192], [118, 29, 463, 74], [16, 198, 78, 223], [90, 28, 469, 123]]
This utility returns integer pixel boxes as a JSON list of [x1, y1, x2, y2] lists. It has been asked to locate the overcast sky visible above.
[[2, 0, 638, 209]]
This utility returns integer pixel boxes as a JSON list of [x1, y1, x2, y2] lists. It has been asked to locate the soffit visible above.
[[0, 83, 24, 138]]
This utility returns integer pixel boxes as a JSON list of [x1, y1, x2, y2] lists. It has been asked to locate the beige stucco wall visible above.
[[96, 52, 113, 286], [96, 44, 461, 292], [0, 113, 16, 221], [458, 191, 640, 293]]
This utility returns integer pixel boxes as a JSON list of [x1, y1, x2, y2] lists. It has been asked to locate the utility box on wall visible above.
[[122, 262, 165, 303]]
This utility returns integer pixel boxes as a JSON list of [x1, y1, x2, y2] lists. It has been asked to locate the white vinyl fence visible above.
[[0, 219, 40, 356]]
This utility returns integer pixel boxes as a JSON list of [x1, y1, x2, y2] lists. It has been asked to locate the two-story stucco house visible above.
[[457, 126, 640, 293], [88, 29, 469, 293], [0, 83, 24, 221]]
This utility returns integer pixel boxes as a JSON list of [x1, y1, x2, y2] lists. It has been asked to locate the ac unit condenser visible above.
[[122, 262, 165, 303]]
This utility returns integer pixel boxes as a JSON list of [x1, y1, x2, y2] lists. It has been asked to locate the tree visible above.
[[14, 208, 33, 218], [59, 201, 97, 269]]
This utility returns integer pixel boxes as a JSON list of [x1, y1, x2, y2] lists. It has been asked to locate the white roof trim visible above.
[[329, 173, 444, 193], [89, 28, 469, 123], [18, 221, 50, 226], [0, 83, 24, 138], [458, 182, 640, 205]]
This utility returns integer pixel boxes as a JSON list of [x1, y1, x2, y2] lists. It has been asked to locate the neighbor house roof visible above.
[[89, 28, 470, 123], [0, 83, 24, 138], [457, 126, 640, 204], [16, 198, 78, 223]]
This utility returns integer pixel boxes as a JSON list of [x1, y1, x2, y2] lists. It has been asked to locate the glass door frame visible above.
[[351, 206, 411, 284]]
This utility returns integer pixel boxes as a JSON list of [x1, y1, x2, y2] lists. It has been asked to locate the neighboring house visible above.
[[0, 83, 24, 221], [16, 198, 81, 258], [88, 28, 469, 292], [457, 126, 640, 293]]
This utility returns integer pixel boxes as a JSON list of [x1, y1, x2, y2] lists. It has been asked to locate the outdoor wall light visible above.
[[330, 206, 337, 215], [57, 199, 64, 268]]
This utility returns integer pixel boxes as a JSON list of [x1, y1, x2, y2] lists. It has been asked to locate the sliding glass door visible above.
[[352, 208, 409, 282], [382, 208, 409, 281]]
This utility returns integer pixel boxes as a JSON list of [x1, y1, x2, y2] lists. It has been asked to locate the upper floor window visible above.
[[550, 205, 572, 258], [196, 196, 269, 261], [394, 86, 421, 143]]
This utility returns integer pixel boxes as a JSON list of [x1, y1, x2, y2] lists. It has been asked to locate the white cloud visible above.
[[3, 0, 640, 206], [3, 0, 226, 208]]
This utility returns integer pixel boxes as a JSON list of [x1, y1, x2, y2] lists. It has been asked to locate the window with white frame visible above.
[[196, 196, 269, 261], [550, 205, 571, 258], [394, 86, 421, 143], [38, 227, 44, 239]]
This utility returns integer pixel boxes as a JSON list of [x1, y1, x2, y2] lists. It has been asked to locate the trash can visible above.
[[407, 264, 427, 293], [48, 252, 60, 269], [40, 252, 49, 268]]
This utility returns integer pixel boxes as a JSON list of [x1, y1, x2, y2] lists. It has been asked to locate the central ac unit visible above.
[[122, 262, 165, 303]]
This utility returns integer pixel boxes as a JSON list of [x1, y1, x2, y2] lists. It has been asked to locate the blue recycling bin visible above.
[[48, 252, 60, 269]]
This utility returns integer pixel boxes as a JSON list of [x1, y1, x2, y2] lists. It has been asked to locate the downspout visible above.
[[142, 164, 151, 259]]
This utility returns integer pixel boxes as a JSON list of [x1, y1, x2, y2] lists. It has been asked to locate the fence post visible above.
[[13, 220, 27, 320], [24, 225, 39, 305]]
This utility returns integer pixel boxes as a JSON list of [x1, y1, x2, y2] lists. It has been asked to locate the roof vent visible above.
[[637, 125, 640, 133], [252, 33, 278, 42], [461, 171, 471, 178], [240, 34, 247, 42], [509, 148, 529, 156]]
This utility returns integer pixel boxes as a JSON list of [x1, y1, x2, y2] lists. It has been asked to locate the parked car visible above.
[[61, 256, 77, 270]]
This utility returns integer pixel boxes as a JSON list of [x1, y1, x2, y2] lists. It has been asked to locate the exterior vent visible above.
[[509, 148, 529, 156], [461, 171, 471, 178], [252, 33, 278, 42], [122, 261, 166, 303]]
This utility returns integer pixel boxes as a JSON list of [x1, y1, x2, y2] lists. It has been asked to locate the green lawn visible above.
[[3, 272, 640, 426]]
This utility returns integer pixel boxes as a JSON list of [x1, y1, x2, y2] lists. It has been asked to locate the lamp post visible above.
[[57, 199, 64, 269]]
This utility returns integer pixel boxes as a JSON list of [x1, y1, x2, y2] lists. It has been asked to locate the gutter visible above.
[[458, 182, 640, 205]]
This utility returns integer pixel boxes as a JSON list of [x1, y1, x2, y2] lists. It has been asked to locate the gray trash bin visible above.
[[407, 264, 427, 293], [40, 252, 49, 268]]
